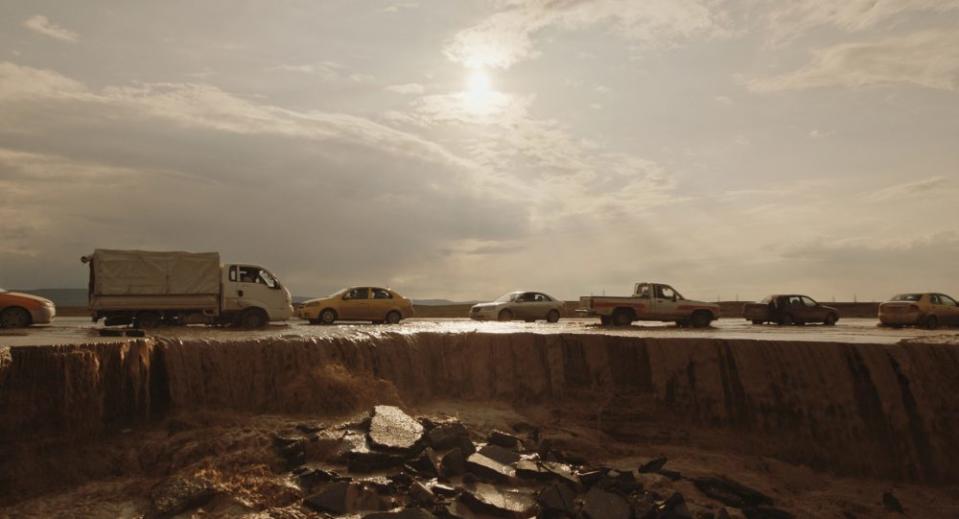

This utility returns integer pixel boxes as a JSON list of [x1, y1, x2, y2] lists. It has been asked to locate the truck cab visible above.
[[579, 282, 719, 327], [222, 265, 294, 323]]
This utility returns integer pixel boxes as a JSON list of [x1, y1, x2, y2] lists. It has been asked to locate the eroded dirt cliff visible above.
[[1, 332, 957, 497]]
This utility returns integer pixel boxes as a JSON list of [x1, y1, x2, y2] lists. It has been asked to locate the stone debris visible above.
[[440, 447, 467, 476], [149, 476, 219, 519], [271, 407, 797, 519], [487, 429, 521, 449], [478, 444, 521, 465], [369, 405, 426, 452], [882, 491, 905, 514], [465, 451, 517, 482], [459, 482, 537, 518], [426, 421, 475, 454], [693, 476, 773, 509], [582, 486, 632, 519]]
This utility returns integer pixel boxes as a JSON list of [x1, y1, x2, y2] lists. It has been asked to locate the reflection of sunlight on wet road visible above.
[[3, 317, 956, 347]]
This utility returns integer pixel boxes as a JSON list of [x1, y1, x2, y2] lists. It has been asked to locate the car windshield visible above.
[[760, 296, 772, 303], [891, 294, 922, 301], [328, 288, 347, 298], [495, 292, 519, 303]]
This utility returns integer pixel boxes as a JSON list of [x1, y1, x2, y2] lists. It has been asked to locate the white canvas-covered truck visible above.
[[81, 249, 293, 328], [579, 282, 720, 328]]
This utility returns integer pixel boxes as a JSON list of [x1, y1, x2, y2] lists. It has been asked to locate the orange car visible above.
[[297, 286, 414, 325], [0, 288, 56, 328], [879, 293, 959, 329]]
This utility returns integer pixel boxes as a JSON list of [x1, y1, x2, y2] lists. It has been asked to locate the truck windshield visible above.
[[259, 269, 278, 288]]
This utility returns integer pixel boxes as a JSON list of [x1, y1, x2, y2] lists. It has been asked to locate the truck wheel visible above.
[[546, 309, 560, 323], [824, 313, 838, 326], [135, 311, 162, 329], [612, 308, 633, 326], [690, 311, 712, 328], [779, 314, 794, 326], [924, 315, 939, 330], [385, 311, 402, 324], [498, 309, 513, 322], [239, 308, 268, 329], [319, 309, 337, 325], [751, 320, 764, 325], [0, 307, 31, 328], [599, 316, 611, 326]]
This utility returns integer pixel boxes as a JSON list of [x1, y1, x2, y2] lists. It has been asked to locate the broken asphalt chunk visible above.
[[465, 452, 516, 482], [582, 487, 631, 519], [441, 448, 467, 476], [369, 405, 426, 452], [536, 483, 577, 516], [639, 456, 668, 473], [459, 483, 537, 518], [742, 506, 794, 519], [149, 476, 218, 519], [693, 476, 773, 509], [478, 444, 520, 466], [363, 508, 438, 519], [427, 422, 475, 454], [487, 430, 521, 449]]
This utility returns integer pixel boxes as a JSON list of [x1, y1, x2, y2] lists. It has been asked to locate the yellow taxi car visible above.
[[297, 286, 413, 325], [0, 288, 56, 328], [879, 292, 959, 329]]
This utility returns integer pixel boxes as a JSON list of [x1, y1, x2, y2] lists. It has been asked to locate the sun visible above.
[[464, 68, 495, 114]]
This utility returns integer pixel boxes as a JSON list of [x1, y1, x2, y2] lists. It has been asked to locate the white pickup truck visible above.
[[579, 282, 720, 327]]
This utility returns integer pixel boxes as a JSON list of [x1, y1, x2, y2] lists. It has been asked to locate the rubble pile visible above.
[[253, 405, 796, 519]]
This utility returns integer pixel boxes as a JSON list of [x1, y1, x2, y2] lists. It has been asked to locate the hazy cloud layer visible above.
[[1, 1, 957, 301], [751, 30, 959, 92], [22, 15, 78, 42]]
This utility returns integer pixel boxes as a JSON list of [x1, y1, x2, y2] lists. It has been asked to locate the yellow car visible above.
[[298, 286, 413, 325], [879, 293, 959, 329]]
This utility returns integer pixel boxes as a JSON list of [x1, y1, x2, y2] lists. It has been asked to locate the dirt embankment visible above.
[[1, 333, 957, 494]]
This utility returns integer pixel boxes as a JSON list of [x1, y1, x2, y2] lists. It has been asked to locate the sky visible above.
[[0, 0, 957, 302]]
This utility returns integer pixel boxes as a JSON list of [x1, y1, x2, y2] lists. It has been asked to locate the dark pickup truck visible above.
[[743, 295, 839, 325]]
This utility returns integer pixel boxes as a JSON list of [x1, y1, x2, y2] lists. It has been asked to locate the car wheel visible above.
[[824, 313, 838, 326], [924, 315, 939, 330], [690, 311, 712, 328], [135, 311, 162, 329], [498, 309, 513, 322], [612, 308, 633, 326], [779, 314, 794, 326], [751, 319, 764, 325], [385, 311, 402, 324], [320, 309, 337, 325], [0, 307, 31, 328], [546, 309, 560, 323], [239, 308, 268, 329]]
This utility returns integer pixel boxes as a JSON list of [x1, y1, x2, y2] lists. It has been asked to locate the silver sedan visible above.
[[469, 291, 564, 323]]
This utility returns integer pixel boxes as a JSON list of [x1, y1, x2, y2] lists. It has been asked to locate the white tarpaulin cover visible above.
[[91, 249, 221, 296]]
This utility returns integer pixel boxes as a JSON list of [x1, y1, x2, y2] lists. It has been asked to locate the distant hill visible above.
[[9, 288, 88, 307]]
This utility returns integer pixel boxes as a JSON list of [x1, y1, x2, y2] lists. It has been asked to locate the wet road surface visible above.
[[2, 316, 956, 347]]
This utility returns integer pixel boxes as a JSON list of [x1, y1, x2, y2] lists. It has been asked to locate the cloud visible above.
[[381, 1, 420, 13], [445, 0, 727, 69], [866, 176, 949, 202], [769, 0, 959, 41], [22, 15, 78, 43], [748, 30, 959, 92], [386, 83, 425, 95], [271, 61, 373, 82]]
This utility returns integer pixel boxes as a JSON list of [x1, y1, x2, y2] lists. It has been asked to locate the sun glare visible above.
[[464, 68, 495, 114]]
